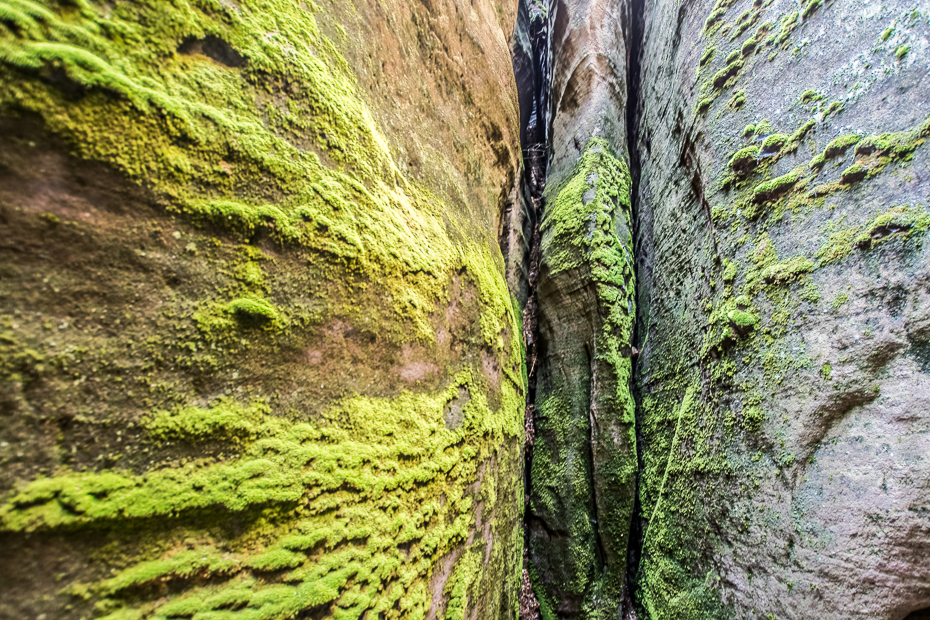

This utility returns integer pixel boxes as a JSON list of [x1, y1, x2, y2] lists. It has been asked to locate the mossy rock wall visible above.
[[0, 0, 528, 618], [522, 0, 638, 616], [633, 1, 930, 618]]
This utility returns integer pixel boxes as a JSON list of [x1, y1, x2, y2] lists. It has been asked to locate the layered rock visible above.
[[0, 0, 527, 618], [633, 1, 930, 618]]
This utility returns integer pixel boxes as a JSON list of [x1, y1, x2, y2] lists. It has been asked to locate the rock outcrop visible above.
[[0, 0, 527, 618], [633, 1, 930, 618]]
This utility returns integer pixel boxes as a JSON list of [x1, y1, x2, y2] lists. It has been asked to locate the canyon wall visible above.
[[0, 0, 528, 618], [521, 0, 639, 617], [633, 0, 930, 618]]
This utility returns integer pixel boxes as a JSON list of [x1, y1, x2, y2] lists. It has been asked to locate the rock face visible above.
[[0, 0, 527, 618], [633, 1, 930, 618], [520, 0, 639, 617]]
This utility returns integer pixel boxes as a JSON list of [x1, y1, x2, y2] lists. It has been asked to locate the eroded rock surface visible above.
[[633, 1, 930, 618], [521, 0, 639, 617], [0, 0, 527, 618]]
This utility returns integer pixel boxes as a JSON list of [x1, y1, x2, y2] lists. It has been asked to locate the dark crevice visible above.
[[515, 0, 552, 617], [625, 0, 647, 616]]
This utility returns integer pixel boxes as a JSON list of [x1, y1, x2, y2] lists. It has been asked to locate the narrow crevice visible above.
[[516, 1, 552, 618], [624, 0, 647, 615]]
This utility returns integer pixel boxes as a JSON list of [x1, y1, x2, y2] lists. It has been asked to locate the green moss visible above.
[[760, 133, 789, 152], [1, 370, 524, 617], [742, 406, 766, 432], [727, 309, 758, 328], [725, 50, 740, 64], [881, 27, 894, 41], [824, 100, 843, 117], [728, 145, 760, 172], [224, 297, 281, 323], [799, 89, 822, 103], [743, 124, 756, 137], [700, 47, 717, 67], [840, 162, 868, 184], [144, 398, 269, 442], [754, 119, 773, 136], [751, 168, 803, 204], [722, 260, 737, 282], [697, 97, 713, 114], [729, 90, 746, 108], [704, 9, 727, 33], [830, 292, 849, 309], [711, 60, 743, 88], [533, 138, 637, 616], [896, 45, 910, 59], [820, 363, 832, 380], [760, 256, 815, 284], [802, 0, 823, 18], [811, 133, 860, 168]]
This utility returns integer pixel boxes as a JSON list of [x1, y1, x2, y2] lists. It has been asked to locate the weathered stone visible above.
[[633, 1, 930, 618], [0, 0, 527, 618]]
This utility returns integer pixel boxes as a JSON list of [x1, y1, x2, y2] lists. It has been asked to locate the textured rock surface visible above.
[[522, 0, 639, 617], [633, 1, 930, 618], [0, 0, 527, 618]]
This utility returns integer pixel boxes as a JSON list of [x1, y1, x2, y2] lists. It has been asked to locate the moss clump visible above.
[[830, 292, 850, 309], [728, 145, 760, 173], [754, 119, 773, 136], [811, 133, 860, 168], [840, 162, 868, 185], [704, 9, 727, 33], [743, 124, 756, 137], [760, 133, 789, 153], [735, 294, 751, 307], [725, 50, 741, 64], [711, 60, 743, 88], [741, 38, 758, 57], [760, 256, 815, 283], [697, 97, 713, 114], [881, 27, 895, 41], [700, 47, 717, 67], [723, 260, 738, 282], [752, 168, 803, 203], [144, 398, 269, 442], [224, 297, 281, 324], [742, 406, 766, 432], [802, 0, 823, 18], [854, 205, 930, 249], [729, 90, 746, 108], [727, 309, 758, 328], [895, 45, 910, 60], [799, 89, 822, 103]]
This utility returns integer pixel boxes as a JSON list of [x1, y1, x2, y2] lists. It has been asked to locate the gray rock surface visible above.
[[633, 0, 930, 618]]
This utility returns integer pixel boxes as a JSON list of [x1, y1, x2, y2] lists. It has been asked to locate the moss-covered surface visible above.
[[634, 1, 930, 618], [0, 0, 525, 617], [527, 138, 636, 619]]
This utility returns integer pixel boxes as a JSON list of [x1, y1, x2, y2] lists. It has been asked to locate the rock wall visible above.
[[633, 1, 930, 618], [0, 0, 528, 618], [521, 0, 639, 617]]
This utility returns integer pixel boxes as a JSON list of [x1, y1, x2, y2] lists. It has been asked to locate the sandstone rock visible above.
[[0, 0, 526, 618]]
